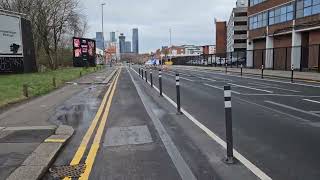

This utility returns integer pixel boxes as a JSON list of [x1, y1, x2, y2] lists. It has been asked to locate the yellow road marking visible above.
[[63, 69, 119, 180], [44, 139, 66, 143], [79, 68, 121, 180]]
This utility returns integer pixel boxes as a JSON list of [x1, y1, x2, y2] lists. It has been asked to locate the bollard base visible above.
[[176, 111, 183, 115], [223, 156, 237, 165]]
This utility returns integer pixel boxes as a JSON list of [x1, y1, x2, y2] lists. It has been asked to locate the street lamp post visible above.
[[101, 3, 106, 65]]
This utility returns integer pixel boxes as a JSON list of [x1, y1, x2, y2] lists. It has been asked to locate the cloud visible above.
[[80, 0, 236, 53]]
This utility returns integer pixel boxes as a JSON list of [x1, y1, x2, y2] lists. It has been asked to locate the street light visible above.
[[101, 3, 106, 65]]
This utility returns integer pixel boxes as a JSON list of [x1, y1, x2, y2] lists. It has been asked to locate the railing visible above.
[[171, 44, 320, 73]]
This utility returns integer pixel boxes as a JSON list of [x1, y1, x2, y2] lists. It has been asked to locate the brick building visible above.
[[215, 21, 227, 58], [247, 0, 320, 70]]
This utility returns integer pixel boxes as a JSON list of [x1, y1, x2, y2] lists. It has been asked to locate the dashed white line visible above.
[[164, 72, 195, 82], [303, 99, 320, 104], [265, 101, 320, 118], [248, 83, 300, 93], [229, 83, 273, 93], [199, 77, 217, 82], [204, 83, 241, 95]]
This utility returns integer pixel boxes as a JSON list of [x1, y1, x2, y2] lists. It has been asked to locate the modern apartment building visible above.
[[110, 32, 116, 42], [227, 0, 248, 53], [119, 33, 126, 54], [96, 32, 104, 50], [132, 28, 139, 54], [125, 41, 132, 53], [247, 0, 320, 70]]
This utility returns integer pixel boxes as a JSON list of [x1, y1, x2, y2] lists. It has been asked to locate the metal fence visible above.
[[171, 44, 320, 72]]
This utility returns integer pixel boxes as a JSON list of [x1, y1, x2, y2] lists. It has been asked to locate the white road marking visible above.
[[240, 94, 320, 97], [204, 84, 241, 95], [265, 101, 320, 118], [229, 83, 273, 93], [303, 99, 320, 104], [248, 83, 300, 93], [164, 73, 195, 82], [199, 77, 217, 82], [127, 68, 197, 180], [179, 68, 320, 88], [130, 67, 272, 180]]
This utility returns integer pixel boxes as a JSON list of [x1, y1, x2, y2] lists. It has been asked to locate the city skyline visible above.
[[81, 0, 235, 53]]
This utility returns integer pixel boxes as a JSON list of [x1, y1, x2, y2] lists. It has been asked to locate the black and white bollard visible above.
[[261, 64, 264, 79], [176, 73, 182, 115], [150, 71, 153, 87], [224, 85, 235, 164], [225, 63, 228, 74], [240, 64, 243, 77], [142, 69, 144, 79], [291, 64, 294, 83], [145, 70, 148, 82], [159, 69, 163, 96]]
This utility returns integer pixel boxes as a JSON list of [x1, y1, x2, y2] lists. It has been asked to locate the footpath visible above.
[[0, 67, 116, 180], [174, 65, 320, 82]]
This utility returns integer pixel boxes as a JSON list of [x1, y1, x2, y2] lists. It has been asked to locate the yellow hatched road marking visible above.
[[63, 69, 119, 180], [78, 68, 121, 180]]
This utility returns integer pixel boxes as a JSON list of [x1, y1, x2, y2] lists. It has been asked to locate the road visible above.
[[130, 65, 320, 180]]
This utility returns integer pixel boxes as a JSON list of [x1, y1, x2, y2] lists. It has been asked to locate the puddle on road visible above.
[[49, 85, 104, 129]]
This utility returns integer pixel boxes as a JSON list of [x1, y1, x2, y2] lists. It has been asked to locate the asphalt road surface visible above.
[[131, 65, 320, 180]]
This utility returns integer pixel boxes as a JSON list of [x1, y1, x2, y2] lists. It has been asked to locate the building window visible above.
[[249, 12, 268, 30], [249, 0, 266, 7], [296, 0, 320, 18], [269, 3, 294, 25]]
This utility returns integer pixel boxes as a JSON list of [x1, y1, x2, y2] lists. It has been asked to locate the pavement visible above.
[[131, 64, 320, 180], [0, 66, 116, 180], [176, 65, 320, 82]]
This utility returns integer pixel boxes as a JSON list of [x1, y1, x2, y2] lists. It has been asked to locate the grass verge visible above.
[[0, 67, 97, 107]]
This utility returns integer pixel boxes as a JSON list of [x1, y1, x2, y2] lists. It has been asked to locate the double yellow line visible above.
[[64, 68, 121, 180]]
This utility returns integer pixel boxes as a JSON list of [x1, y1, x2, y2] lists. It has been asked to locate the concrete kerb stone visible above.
[[6, 125, 74, 180]]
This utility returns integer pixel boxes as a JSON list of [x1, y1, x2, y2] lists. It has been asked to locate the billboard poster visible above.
[[0, 14, 23, 57], [73, 37, 96, 67]]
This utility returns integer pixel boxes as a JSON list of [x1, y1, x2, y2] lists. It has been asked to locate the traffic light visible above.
[[10, 43, 20, 54]]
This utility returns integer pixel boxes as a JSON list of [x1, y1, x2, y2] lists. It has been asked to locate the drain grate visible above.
[[49, 164, 86, 178]]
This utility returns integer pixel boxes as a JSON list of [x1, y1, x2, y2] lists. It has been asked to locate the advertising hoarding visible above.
[[0, 14, 23, 57], [73, 37, 96, 67]]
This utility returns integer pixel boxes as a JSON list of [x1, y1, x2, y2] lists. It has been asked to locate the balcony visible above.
[[234, 16, 247, 22], [234, 25, 247, 31], [233, 34, 247, 39]]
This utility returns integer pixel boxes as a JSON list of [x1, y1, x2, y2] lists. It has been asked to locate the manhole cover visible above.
[[49, 164, 86, 178]]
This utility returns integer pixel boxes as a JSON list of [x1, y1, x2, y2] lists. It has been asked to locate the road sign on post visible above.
[[224, 85, 235, 164]]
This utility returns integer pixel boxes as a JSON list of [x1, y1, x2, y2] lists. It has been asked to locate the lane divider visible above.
[[129, 66, 272, 180]]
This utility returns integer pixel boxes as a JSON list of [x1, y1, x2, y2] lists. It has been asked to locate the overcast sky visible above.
[[80, 0, 236, 53]]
